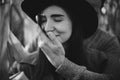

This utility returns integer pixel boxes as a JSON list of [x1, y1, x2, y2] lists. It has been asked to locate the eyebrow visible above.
[[51, 14, 64, 18]]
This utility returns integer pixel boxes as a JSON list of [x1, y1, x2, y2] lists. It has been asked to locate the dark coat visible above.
[[56, 29, 120, 80]]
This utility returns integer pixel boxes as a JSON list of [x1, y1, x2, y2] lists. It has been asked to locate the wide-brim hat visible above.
[[21, 0, 101, 39]]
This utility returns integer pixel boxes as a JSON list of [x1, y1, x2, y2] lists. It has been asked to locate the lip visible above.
[[55, 35, 60, 36], [53, 32, 60, 37], [54, 34, 60, 38], [46, 31, 60, 37]]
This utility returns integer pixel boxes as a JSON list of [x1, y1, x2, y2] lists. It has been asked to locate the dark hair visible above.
[[22, 0, 98, 65]]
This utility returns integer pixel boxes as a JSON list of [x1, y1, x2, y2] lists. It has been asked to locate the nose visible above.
[[43, 20, 55, 32]]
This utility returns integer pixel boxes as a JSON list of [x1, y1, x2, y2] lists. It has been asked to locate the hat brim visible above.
[[21, 0, 98, 39]]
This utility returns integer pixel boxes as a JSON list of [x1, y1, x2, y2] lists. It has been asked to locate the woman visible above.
[[11, 0, 120, 80], [34, 0, 120, 80]]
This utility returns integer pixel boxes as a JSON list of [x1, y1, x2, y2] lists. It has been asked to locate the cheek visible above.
[[62, 28, 72, 41], [57, 22, 72, 43], [57, 22, 72, 33]]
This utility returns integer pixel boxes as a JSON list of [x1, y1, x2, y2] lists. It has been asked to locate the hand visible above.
[[9, 61, 20, 75], [8, 31, 39, 65], [39, 31, 65, 68], [9, 72, 29, 80]]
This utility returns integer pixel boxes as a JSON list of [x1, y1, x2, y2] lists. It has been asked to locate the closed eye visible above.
[[51, 14, 64, 22], [53, 17, 63, 22]]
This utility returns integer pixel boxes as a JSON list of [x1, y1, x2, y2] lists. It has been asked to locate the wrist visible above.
[[54, 56, 65, 68]]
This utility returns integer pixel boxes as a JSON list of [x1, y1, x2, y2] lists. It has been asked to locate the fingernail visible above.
[[47, 32, 55, 41]]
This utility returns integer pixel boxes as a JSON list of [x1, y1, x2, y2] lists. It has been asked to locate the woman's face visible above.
[[41, 5, 72, 43]]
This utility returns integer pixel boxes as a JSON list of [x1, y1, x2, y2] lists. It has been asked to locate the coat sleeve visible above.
[[84, 29, 120, 54], [56, 58, 111, 80], [56, 29, 120, 80]]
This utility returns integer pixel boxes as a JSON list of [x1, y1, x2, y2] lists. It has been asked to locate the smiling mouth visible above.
[[53, 32, 61, 37], [55, 34, 60, 37]]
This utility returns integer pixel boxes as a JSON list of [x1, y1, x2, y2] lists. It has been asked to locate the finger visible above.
[[38, 30, 53, 48], [47, 32, 61, 46], [12, 72, 28, 80], [40, 42, 54, 57], [37, 35, 45, 48], [9, 31, 21, 45], [47, 32, 55, 41], [41, 45, 56, 66], [9, 72, 21, 80], [39, 30, 49, 42]]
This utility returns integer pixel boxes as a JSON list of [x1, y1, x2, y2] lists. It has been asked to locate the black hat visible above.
[[21, 0, 98, 39]]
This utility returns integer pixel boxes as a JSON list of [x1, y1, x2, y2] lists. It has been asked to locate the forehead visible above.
[[42, 5, 67, 16]]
